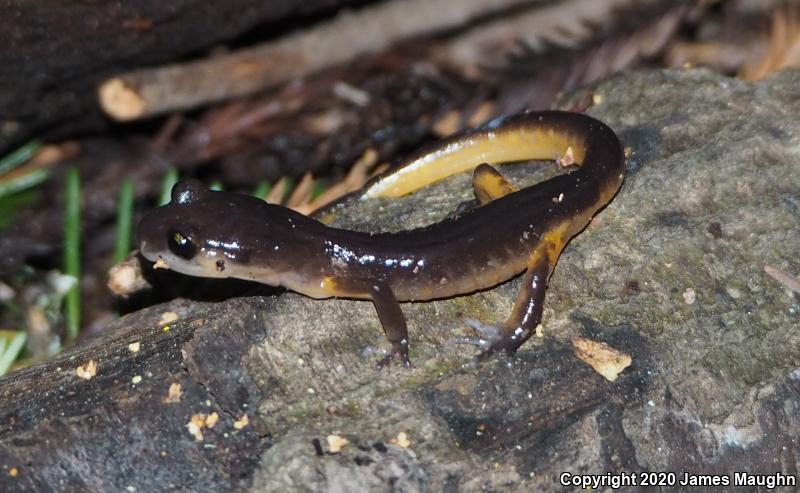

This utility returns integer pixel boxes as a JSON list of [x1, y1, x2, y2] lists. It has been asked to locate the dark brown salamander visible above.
[[137, 111, 625, 367]]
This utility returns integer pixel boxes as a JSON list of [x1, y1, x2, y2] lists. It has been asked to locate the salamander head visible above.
[[137, 180, 297, 283]]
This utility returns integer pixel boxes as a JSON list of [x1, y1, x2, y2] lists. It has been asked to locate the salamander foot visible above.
[[453, 319, 529, 362], [376, 340, 412, 370]]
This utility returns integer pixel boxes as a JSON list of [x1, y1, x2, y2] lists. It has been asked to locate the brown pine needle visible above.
[[293, 148, 380, 216], [741, 5, 800, 80], [286, 172, 314, 209], [265, 177, 290, 204]]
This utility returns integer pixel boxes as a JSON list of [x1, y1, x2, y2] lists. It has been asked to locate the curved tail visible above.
[[363, 110, 624, 204]]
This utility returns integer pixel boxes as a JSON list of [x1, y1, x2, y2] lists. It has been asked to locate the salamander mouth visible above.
[[138, 240, 153, 260]]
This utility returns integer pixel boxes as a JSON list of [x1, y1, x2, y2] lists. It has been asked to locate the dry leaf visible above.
[[572, 337, 631, 382]]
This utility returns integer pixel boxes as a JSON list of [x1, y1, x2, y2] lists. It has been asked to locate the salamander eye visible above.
[[168, 229, 197, 259]]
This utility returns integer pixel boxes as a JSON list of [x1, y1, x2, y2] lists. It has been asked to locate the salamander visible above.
[[137, 111, 625, 367]]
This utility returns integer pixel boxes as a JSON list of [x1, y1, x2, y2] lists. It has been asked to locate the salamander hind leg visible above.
[[369, 282, 412, 369], [462, 253, 550, 361], [472, 163, 518, 205], [448, 164, 518, 219]]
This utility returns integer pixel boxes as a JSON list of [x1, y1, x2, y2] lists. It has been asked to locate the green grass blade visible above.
[[0, 189, 40, 231], [159, 168, 179, 206], [64, 167, 81, 342], [252, 180, 271, 199], [0, 168, 49, 200], [0, 140, 42, 175], [0, 332, 26, 376], [281, 177, 295, 202], [311, 178, 328, 200], [113, 178, 134, 263]]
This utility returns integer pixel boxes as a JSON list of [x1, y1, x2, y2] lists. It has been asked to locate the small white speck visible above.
[[726, 287, 742, 299]]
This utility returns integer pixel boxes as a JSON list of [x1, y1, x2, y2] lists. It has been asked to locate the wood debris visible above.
[[233, 414, 249, 430], [389, 431, 412, 449], [75, 360, 98, 380], [326, 434, 349, 453], [157, 311, 178, 326], [97, 0, 537, 120], [107, 254, 149, 296], [163, 383, 182, 404], [186, 412, 219, 442]]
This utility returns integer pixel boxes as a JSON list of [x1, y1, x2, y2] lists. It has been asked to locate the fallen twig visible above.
[[98, 0, 541, 121]]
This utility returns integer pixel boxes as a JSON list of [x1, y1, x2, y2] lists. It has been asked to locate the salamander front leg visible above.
[[465, 254, 551, 361], [369, 283, 412, 369]]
